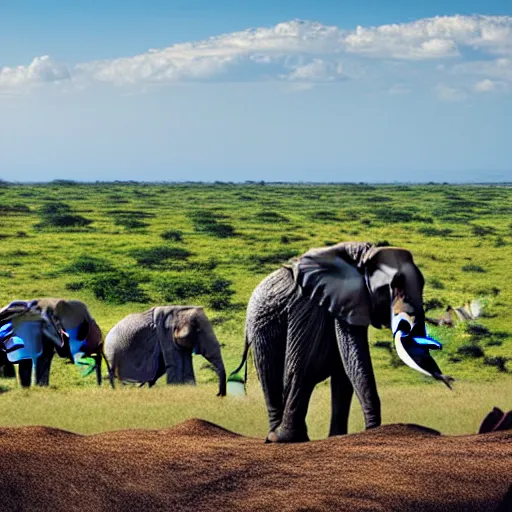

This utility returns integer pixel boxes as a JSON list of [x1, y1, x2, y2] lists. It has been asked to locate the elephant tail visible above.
[[228, 332, 250, 386]]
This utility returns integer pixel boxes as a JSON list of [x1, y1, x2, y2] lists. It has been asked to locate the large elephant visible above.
[[232, 241, 453, 443], [0, 298, 105, 387], [104, 306, 227, 395]]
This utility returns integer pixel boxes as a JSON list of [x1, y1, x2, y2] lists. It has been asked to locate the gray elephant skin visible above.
[[104, 306, 227, 395], [1, 298, 103, 387], [233, 241, 452, 443]]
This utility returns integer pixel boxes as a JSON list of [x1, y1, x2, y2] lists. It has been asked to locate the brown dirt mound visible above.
[[0, 419, 510, 512]]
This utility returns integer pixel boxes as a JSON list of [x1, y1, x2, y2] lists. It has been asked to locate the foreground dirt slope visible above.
[[0, 420, 510, 512]]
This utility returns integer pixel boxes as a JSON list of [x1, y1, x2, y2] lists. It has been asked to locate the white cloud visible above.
[[454, 57, 512, 82], [473, 78, 510, 93], [1, 15, 512, 93], [283, 59, 345, 82], [435, 83, 468, 102], [0, 56, 71, 88]]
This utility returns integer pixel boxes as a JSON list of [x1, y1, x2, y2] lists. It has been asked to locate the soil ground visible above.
[[0, 419, 510, 511]]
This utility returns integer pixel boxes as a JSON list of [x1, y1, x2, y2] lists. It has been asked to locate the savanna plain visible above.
[[0, 181, 511, 438]]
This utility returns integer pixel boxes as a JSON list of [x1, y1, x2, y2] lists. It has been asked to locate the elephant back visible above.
[[104, 309, 161, 383]]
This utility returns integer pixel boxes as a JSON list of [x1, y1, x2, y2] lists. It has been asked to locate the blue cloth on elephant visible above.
[[5, 319, 43, 364], [0, 321, 24, 354], [66, 325, 87, 358]]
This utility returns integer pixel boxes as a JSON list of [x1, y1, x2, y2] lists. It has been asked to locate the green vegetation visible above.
[[0, 182, 511, 435]]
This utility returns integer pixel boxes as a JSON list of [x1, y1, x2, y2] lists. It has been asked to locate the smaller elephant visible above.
[[0, 298, 107, 387], [104, 306, 227, 395]]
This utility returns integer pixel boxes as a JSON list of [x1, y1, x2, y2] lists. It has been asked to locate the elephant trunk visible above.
[[199, 341, 226, 396], [208, 354, 226, 397]]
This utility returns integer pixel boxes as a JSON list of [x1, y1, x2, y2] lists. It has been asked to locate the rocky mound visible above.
[[0, 420, 510, 511]]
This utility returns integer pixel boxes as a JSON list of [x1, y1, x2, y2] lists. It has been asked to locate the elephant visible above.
[[103, 306, 227, 395], [0, 298, 106, 387], [231, 241, 453, 443]]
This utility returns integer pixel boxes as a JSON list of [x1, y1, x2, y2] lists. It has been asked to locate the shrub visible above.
[[417, 227, 453, 237], [429, 278, 445, 290], [39, 202, 71, 216], [311, 210, 339, 222], [160, 230, 183, 242], [65, 281, 86, 291], [130, 246, 192, 268], [190, 210, 237, 238], [461, 264, 486, 273], [483, 356, 509, 372], [113, 218, 149, 229], [155, 274, 235, 310], [280, 235, 290, 244], [65, 255, 115, 274], [188, 258, 218, 271], [464, 323, 491, 337], [366, 196, 392, 203], [471, 225, 496, 237], [108, 209, 155, 218], [36, 214, 92, 229], [255, 211, 289, 223], [485, 339, 503, 347], [0, 205, 31, 214], [89, 271, 149, 304], [457, 343, 484, 358], [373, 209, 413, 223], [157, 275, 211, 302]]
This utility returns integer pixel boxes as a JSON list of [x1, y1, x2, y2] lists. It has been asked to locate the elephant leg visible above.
[[35, 342, 55, 386], [334, 319, 381, 430], [18, 360, 32, 387], [251, 325, 286, 433], [1, 362, 16, 378], [268, 376, 315, 443], [329, 364, 354, 437], [268, 299, 328, 443]]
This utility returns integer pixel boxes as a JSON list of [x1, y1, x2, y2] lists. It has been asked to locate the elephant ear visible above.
[[291, 246, 372, 326], [172, 308, 198, 350]]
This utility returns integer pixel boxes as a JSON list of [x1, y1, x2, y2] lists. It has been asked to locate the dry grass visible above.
[[0, 378, 510, 438]]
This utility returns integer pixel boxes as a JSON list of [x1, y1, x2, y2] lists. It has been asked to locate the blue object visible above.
[[3, 335, 24, 353], [6, 320, 43, 364], [66, 325, 86, 358], [0, 321, 14, 338], [411, 336, 442, 349]]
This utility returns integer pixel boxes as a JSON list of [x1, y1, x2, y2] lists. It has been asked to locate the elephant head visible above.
[[290, 242, 452, 386], [167, 306, 226, 396]]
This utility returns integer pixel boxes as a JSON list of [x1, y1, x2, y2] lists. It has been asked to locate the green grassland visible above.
[[0, 181, 511, 435]]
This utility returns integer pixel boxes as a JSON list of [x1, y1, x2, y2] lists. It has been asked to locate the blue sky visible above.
[[1, 1, 511, 182]]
